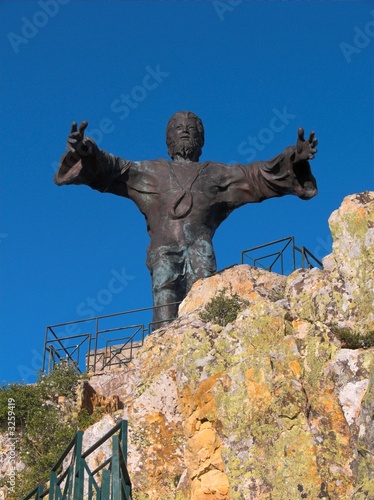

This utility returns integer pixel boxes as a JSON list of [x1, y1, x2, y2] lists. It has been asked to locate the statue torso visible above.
[[125, 159, 236, 251]]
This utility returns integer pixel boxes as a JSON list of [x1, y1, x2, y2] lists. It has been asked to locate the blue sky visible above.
[[1, 0, 373, 384]]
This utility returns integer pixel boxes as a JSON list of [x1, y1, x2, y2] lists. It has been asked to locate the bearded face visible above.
[[167, 136, 203, 162], [166, 112, 204, 162]]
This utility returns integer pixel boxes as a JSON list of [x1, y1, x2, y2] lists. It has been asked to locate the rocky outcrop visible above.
[[2, 192, 373, 500], [75, 380, 121, 415], [82, 191, 374, 500], [287, 191, 374, 340]]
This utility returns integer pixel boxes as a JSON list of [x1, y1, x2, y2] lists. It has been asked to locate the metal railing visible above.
[[42, 303, 179, 375], [241, 236, 322, 275], [43, 237, 323, 376], [22, 420, 132, 500]]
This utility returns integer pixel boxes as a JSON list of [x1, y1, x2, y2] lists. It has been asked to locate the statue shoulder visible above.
[[135, 158, 169, 170], [203, 161, 236, 174], [121, 158, 166, 175]]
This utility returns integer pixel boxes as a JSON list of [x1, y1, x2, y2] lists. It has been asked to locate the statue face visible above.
[[166, 112, 204, 162], [172, 116, 201, 144]]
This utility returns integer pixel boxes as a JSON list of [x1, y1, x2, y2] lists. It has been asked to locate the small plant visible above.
[[331, 326, 374, 349], [77, 408, 105, 430], [199, 287, 248, 327]]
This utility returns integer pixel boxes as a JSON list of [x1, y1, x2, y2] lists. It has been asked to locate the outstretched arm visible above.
[[218, 128, 318, 207], [248, 127, 319, 201], [54, 121, 133, 196]]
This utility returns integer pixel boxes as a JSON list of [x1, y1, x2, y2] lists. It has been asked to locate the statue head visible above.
[[166, 111, 204, 162]]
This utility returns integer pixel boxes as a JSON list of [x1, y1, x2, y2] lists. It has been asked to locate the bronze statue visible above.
[[55, 111, 318, 326]]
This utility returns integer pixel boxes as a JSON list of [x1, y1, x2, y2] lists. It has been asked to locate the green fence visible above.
[[23, 420, 132, 500], [241, 236, 322, 274]]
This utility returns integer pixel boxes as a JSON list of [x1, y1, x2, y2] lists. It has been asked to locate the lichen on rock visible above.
[[4, 193, 373, 500], [85, 192, 374, 500]]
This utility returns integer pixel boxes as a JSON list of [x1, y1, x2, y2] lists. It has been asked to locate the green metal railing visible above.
[[22, 420, 132, 500], [42, 302, 180, 375], [241, 236, 322, 274]]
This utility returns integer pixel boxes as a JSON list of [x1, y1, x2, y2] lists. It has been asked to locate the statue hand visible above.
[[67, 121, 93, 157], [294, 127, 318, 162]]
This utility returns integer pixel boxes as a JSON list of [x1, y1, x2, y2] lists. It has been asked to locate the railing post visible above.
[[64, 465, 74, 499], [280, 252, 284, 275], [42, 327, 49, 373], [119, 420, 132, 499], [35, 484, 43, 500], [38, 484, 44, 499], [73, 431, 84, 500], [94, 316, 100, 373], [86, 330, 93, 373], [101, 469, 111, 499], [49, 471, 58, 499], [300, 246, 306, 269], [111, 435, 121, 499], [291, 236, 296, 271]]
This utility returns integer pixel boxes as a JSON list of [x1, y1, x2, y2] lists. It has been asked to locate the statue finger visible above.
[[309, 147, 317, 157], [70, 122, 77, 134], [297, 127, 305, 141], [308, 131, 315, 143], [79, 121, 88, 135], [297, 127, 305, 153]]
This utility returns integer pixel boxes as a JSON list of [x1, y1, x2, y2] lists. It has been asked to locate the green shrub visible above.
[[77, 408, 105, 430], [331, 327, 374, 349], [199, 287, 248, 327], [0, 362, 80, 499]]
